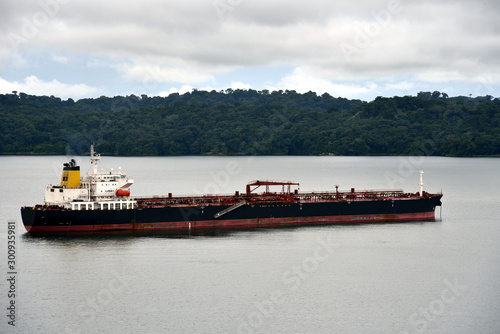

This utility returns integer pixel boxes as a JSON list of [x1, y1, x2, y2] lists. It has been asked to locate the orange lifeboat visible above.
[[116, 189, 130, 197]]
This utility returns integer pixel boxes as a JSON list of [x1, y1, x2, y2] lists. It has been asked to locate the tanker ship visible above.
[[21, 146, 442, 233]]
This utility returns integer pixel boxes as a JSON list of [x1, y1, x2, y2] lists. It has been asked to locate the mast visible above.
[[90, 144, 101, 175], [419, 170, 424, 197]]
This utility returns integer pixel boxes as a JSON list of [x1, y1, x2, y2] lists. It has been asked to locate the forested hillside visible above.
[[1, 90, 499, 156]]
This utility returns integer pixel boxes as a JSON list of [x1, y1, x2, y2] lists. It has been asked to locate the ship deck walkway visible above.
[[134, 189, 434, 209]]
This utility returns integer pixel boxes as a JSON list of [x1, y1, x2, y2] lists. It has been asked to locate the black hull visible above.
[[21, 195, 442, 233]]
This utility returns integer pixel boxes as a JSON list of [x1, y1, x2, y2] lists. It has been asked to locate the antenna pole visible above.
[[419, 170, 424, 197], [90, 144, 101, 175]]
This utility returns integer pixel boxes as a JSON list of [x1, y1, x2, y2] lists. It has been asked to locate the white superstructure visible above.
[[44, 145, 136, 210]]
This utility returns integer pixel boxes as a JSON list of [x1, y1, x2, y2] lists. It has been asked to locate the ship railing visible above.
[[296, 190, 419, 203], [70, 201, 95, 210], [97, 200, 136, 210], [135, 194, 240, 208], [69, 199, 136, 210], [132, 189, 427, 208], [135, 191, 298, 208]]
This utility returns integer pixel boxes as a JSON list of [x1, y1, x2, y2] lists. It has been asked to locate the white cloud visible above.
[[115, 63, 215, 85], [51, 54, 68, 64], [229, 81, 252, 90], [274, 66, 378, 99], [157, 85, 194, 97], [415, 70, 468, 83], [0, 76, 99, 99], [385, 81, 414, 91]]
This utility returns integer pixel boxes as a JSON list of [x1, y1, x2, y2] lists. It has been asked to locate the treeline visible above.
[[0, 89, 499, 156]]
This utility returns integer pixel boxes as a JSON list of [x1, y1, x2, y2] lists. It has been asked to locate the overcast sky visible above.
[[1, 0, 499, 100]]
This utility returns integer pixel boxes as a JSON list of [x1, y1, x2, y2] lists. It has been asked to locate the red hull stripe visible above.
[[26, 211, 436, 233]]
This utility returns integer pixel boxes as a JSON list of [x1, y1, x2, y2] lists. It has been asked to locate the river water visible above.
[[0, 155, 499, 333]]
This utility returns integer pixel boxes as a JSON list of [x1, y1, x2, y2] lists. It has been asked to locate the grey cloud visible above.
[[1, 0, 500, 85]]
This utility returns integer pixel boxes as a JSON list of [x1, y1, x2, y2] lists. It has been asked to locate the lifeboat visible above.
[[116, 189, 130, 197]]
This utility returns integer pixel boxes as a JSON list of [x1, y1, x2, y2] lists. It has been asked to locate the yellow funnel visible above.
[[60, 159, 80, 189]]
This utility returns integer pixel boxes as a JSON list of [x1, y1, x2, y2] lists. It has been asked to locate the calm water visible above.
[[1, 155, 499, 334]]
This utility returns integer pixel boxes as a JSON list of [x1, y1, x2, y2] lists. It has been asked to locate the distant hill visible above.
[[0, 90, 499, 156]]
